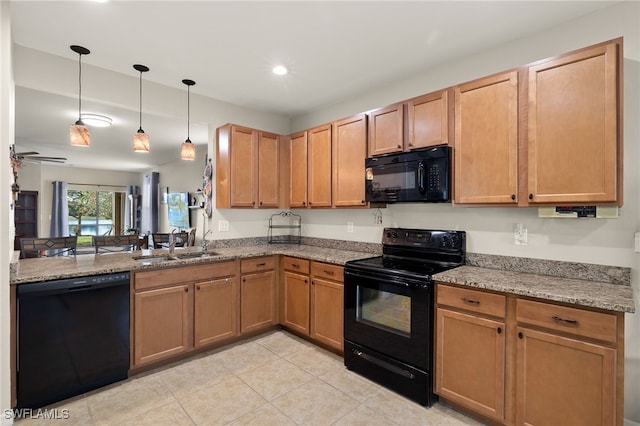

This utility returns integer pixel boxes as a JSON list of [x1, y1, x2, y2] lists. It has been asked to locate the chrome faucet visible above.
[[169, 229, 177, 255], [202, 229, 212, 251]]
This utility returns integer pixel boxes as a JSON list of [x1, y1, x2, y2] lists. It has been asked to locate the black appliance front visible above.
[[365, 146, 450, 203], [343, 267, 435, 406], [17, 273, 130, 409]]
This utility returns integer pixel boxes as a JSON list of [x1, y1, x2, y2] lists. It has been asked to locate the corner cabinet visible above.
[[454, 71, 519, 204], [216, 124, 281, 208], [527, 40, 622, 205]]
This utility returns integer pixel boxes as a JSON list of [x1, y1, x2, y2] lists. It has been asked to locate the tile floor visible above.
[[19, 331, 482, 425]]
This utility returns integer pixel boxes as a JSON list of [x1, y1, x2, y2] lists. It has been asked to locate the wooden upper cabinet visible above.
[[454, 71, 519, 204], [216, 124, 257, 208], [407, 90, 450, 150], [333, 114, 367, 207], [307, 124, 332, 207], [527, 40, 621, 205], [289, 132, 308, 208], [368, 103, 403, 156], [258, 131, 280, 208]]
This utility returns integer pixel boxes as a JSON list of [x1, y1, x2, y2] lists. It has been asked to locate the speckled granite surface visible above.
[[434, 266, 635, 313]]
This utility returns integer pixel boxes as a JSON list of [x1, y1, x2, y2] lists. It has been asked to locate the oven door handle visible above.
[[344, 269, 429, 289]]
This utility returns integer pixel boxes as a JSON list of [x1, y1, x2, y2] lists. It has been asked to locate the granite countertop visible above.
[[10, 244, 376, 285], [434, 265, 635, 313]]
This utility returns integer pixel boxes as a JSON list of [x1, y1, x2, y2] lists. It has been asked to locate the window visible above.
[[67, 188, 125, 246]]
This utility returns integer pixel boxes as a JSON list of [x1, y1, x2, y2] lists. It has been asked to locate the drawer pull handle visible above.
[[292, 263, 300, 268], [462, 297, 480, 305], [323, 269, 335, 275], [256, 263, 266, 267], [552, 316, 579, 326]]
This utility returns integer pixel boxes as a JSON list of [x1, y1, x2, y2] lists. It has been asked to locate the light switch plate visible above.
[[347, 222, 354, 233]]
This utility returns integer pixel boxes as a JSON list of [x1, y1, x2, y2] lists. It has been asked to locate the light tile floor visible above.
[[18, 331, 483, 425]]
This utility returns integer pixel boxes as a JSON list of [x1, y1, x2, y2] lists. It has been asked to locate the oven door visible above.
[[344, 267, 433, 370]]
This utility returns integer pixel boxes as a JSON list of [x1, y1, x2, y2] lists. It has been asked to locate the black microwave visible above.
[[365, 146, 450, 203]]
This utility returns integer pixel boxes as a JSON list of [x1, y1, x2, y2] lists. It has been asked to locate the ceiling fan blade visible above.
[[15, 151, 40, 156], [26, 156, 67, 161]]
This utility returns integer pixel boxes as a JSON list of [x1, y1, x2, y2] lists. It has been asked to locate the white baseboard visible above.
[[625, 419, 640, 426]]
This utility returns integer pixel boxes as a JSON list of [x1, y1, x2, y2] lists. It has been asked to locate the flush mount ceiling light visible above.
[[272, 65, 288, 76], [80, 113, 112, 127], [133, 64, 150, 153], [180, 79, 196, 161], [69, 45, 91, 147]]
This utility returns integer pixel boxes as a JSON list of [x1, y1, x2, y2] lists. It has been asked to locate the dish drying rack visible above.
[[268, 211, 301, 244]]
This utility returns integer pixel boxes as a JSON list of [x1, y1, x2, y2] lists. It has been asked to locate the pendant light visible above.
[[69, 45, 91, 147], [180, 79, 196, 161], [133, 64, 150, 152]]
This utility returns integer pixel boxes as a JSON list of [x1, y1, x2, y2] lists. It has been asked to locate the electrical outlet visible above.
[[635, 232, 640, 253], [514, 223, 528, 245], [347, 222, 354, 233], [218, 220, 229, 232]]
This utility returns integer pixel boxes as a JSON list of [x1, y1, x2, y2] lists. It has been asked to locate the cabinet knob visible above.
[[184, 287, 188, 292], [408, 142, 413, 147], [252, 201, 256, 206], [309, 202, 313, 205], [196, 285, 200, 290], [511, 194, 516, 201], [303, 202, 306, 206], [311, 280, 315, 285], [259, 201, 263, 206], [518, 332, 524, 339], [396, 144, 402, 149], [304, 279, 308, 284], [497, 327, 502, 334], [361, 200, 365, 204], [528, 194, 533, 200]]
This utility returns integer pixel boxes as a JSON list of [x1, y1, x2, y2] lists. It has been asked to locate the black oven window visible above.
[[356, 287, 411, 336]]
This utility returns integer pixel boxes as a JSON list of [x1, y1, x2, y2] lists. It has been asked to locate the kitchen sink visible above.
[[133, 255, 175, 264], [175, 251, 219, 259], [133, 251, 219, 264]]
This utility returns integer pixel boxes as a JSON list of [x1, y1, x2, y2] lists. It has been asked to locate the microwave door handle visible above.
[[417, 161, 427, 194]]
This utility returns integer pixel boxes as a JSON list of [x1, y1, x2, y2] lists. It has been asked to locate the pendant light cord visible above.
[[187, 85, 190, 140], [139, 71, 143, 129], [77, 53, 82, 121]]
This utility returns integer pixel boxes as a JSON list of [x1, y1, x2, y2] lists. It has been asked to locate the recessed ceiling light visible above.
[[272, 65, 288, 76], [81, 113, 113, 127]]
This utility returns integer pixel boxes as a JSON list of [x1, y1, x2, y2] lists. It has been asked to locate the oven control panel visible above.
[[382, 228, 465, 250]]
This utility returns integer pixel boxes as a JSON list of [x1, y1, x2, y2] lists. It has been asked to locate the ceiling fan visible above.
[[13, 151, 67, 163]]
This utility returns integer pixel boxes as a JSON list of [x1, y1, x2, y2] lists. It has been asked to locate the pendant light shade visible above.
[[180, 79, 196, 161], [133, 64, 150, 153], [70, 45, 91, 147], [181, 79, 196, 161]]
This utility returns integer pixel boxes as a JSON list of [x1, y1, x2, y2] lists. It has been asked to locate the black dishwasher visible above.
[[17, 272, 130, 409]]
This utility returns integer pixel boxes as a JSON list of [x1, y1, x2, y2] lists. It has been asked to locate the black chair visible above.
[[93, 234, 140, 254], [20, 236, 77, 259], [152, 232, 189, 249]]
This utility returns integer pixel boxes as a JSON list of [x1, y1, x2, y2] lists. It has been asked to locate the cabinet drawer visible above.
[[437, 284, 505, 318], [241, 256, 276, 274], [517, 299, 617, 343], [311, 262, 343, 282], [134, 261, 237, 291], [283, 257, 310, 274]]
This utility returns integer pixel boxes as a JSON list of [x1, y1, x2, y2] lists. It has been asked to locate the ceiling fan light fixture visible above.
[[133, 64, 150, 153], [70, 45, 91, 147], [81, 113, 112, 127], [181, 79, 196, 161]]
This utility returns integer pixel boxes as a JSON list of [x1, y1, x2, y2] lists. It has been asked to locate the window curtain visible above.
[[125, 185, 140, 232], [50, 181, 69, 237]]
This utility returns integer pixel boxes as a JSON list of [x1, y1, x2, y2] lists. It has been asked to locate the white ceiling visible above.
[[9, 0, 619, 172]]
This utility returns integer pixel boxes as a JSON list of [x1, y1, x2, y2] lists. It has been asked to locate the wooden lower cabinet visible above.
[[240, 257, 277, 334], [132, 261, 238, 368], [194, 276, 239, 347], [134, 284, 191, 367], [281, 257, 344, 352], [435, 283, 624, 426]]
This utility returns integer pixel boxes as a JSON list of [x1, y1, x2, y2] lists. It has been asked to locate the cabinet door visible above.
[[289, 132, 308, 208], [258, 131, 280, 208], [516, 327, 616, 426], [283, 271, 310, 335], [332, 114, 367, 207], [230, 125, 258, 207], [407, 90, 449, 150], [194, 277, 238, 347], [454, 71, 519, 204], [310, 277, 343, 351], [307, 124, 332, 207], [240, 270, 276, 334], [134, 284, 191, 367], [435, 308, 505, 422], [368, 103, 403, 156], [528, 42, 620, 204]]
